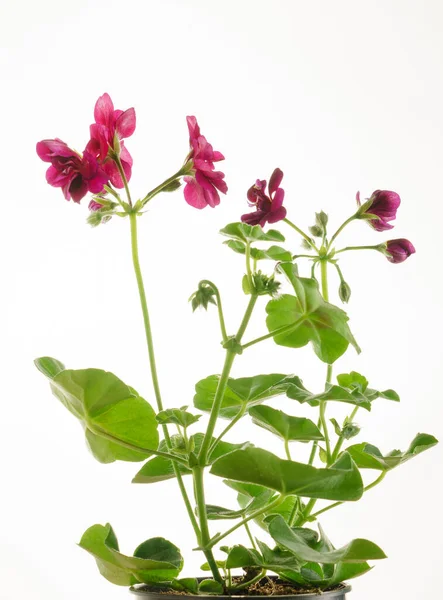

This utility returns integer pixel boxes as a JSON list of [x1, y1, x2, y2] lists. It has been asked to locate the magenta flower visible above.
[[86, 93, 136, 189], [36, 139, 108, 202], [241, 168, 287, 227], [385, 239, 416, 264], [183, 116, 227, 209], [357, 190, 401, 231]]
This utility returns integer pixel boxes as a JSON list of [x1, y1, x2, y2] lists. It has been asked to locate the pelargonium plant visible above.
[[35, 93, 437, 598]]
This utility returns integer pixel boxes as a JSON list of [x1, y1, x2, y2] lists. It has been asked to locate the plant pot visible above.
[[130, 578, 352, 599]]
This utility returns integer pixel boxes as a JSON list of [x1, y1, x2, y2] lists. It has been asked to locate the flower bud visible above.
[[339, 280, 351, 303], [356, 190, 401, 231], [316, 211, 329, 227], [385, 239, 416, 264], [309, 225, 323, 238], [342, 422, 361, 440]]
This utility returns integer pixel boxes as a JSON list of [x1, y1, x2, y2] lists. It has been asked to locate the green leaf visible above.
[[265, 277, 360, 363], [330, 418, 342, 437], [283, 376, 372, 411], [78, 524, 182, 585], [224, 481, 296, 531], [224, 240, 292, 262], [36, 360, 159, 464], [194, 373, 288, 419], [268, 516, 386, 564], [132, 434, 246, 484], [211, 447, 364, 501], [226, 543, 301, 575], [249, 405, 324, 442], [198, 580, 224, 594], [220, 222, 285, 243], [205, 505, 246, 520], [34, 356, 65, 379], [156, 408, 201, 428], [346, 433, 438, 471], [337, 371, 400, 404], [170, 578, 199, 594], [200, 560, 226, 572]]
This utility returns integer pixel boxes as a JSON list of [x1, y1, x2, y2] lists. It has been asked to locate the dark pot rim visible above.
[[129, 582, 352, 599]]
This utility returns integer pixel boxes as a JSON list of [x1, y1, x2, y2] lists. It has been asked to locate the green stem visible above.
[[208, 406, 246, 455], [308, 472, 387, 522], [198, 280, 228, 343], [284, 439, 292, 461], [141, 168, 186, 205], [320, 259, 329, 302], [284, 218, 320, 252], [229, 569, 266, 591], [331, 406, 359, 463], [288, 497, 300, 527], [205, 495, 285, 549], [319, 401, 331, 463], [327, 215, 356, 250], [128, 212, 201, 542], [193, 467, 223, 584], [335, 245, 382, 254], [242, 317, 305, 350], [245, 242, 254, 290], [244, 522, 257, 551]]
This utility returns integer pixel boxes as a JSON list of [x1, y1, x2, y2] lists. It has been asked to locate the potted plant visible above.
[[35, 93, 437, 598]]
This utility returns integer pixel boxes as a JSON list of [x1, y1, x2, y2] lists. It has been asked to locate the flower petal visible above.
[[186, 116, 200, 141], [116, 107, 136, 138], [94, 93, 114, 126], [268, 168, 284, 196], [183, 177, 207, 209]]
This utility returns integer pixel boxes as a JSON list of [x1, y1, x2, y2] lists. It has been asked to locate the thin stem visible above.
[[292, 254, 317, 260], [208, 406, 247, 455], [229, 569, 266, 592], [198, 351, 236, 465], [244, 522, 257, 551], [128, 212, 201, 543], [199, 280, 228, 343], [308, 472, 387, 521], [89, 426, 189, 465], [320, 260, 329, 302], [284, 218, 320, 252], [284, 439, 292, 461], [288, 497, 300, 527], [242, 317, 305, 350], [193, 467, 223, 584], [327, 215, 356, 250], [141, 168, 186, 205], [245, 242, 254, 290], [335, 245, 382, 254], [319, 401, 331, 463], [205, 495, 285, 549]]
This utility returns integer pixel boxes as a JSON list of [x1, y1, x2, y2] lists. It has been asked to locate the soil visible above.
[[135, 577, 346, 596]]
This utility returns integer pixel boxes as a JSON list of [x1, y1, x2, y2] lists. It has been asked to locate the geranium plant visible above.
[[35, 93, 437, 597]]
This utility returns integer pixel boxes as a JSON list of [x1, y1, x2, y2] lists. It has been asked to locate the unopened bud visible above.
[[309, 225, 323, 238], [316, 211, 329, 227], [339, 280, 351, 303]]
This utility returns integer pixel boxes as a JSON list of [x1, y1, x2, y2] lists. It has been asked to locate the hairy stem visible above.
[[327, 215, 356, 250], [193, 466, 224, 584], [284, 218, 320, 252], [129, 212, 201, 546]]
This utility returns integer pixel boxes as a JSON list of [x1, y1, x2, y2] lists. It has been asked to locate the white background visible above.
[[1, 1, 442, 599]]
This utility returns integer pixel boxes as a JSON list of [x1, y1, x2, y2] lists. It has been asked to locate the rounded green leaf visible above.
[[78, 524, 183, 585], [266, 277, 360, 364], [249, 405, 324, 442], [346, 433, 438, 471], [220, 222, 285, 243], [268, 515, 386, 564], [211, 447, 364, 501], [37, 360, 159, 463], [34, 356, 65, 379], [194, 373, 288, 419]]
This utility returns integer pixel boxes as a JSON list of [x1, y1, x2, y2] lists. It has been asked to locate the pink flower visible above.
[[357, 190, 401, 231], [385, 239, 416, 263], [183, 116, 227, 209], [36, 139, 108, 202], [86, 93, 136, 189], [241, 168, 286, 227]]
